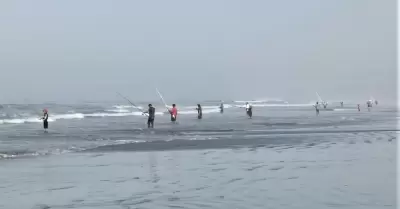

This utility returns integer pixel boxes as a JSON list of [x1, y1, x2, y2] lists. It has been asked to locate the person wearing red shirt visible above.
[[169, 104, 178, 122]]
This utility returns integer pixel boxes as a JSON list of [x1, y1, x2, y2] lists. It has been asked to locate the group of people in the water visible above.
[[143, 103, 180, 128], [39, 99, 378, 130], [139, 101, 253, 129], [313, 100, 379, 115]]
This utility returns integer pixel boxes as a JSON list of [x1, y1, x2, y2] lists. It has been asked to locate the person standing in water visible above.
[[340, 101, 344, 108], [219, 101, 224, 114], [196, 104, 202, 119], [314, 102, 320, 116], [41, 109, 49, 132], [357, 104, 360, 112], [367, 100, 372, 111], [143, 104, 155, 128], [169, 104, 178, 122], [245, 102, 252, 118]]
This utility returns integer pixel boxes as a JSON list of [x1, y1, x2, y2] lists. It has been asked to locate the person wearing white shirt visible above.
[[245, 102, 252, 118]]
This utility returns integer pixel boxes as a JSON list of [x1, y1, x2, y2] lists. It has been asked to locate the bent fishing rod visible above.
[[116, 92, 149, 117]]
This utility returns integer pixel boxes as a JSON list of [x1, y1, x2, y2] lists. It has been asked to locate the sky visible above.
[[0, 0, 396, 104]]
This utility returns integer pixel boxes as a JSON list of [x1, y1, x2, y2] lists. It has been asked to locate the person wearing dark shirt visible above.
[[41, 109, 49, 132], [314, 102, 320, 116], [196, 104, 202, 119], [219, 101, 224, 114], [143, 104, 155, 128]]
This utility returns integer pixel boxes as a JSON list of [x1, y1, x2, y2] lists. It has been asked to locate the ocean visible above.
[[0, 102, 397, 209]]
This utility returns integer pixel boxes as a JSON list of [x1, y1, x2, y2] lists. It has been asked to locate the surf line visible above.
[[116, 92, 148, 117]]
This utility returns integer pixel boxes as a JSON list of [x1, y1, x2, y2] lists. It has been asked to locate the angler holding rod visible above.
[[156, 88, 178, 123], [117, 92, 157, 128]]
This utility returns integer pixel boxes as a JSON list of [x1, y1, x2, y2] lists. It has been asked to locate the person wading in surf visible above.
[[314, 102, 320, 116], [367, 100, 372, 112], [143, 104, 155, 128], [196, 104, 202, 119], [219, 101, 224, 114], [41, 109, 49, 132], [245, 102, 253, 118], [169, 104, 178, 122]]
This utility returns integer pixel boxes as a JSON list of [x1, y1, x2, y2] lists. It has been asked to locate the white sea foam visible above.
[[86, 111, 164, 117], [52, 113, 85, 120], [333, 108, 356, 111], [105, 109, 131, 113], [234, 103, 313, 108], [178, 108, 221, 115], [184, 105, 230, 109], [113, 105, 135, 109], [0, 118, 55, 124], [0, 113, 83, 124]]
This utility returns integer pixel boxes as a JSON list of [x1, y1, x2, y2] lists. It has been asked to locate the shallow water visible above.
[[0, 103, 397, 208], [1, 140, 396, 209]]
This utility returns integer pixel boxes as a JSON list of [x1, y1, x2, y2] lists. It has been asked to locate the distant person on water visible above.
[[219, 101, 224, 114], [314, 102, 320, 116], [357, 104, 360, 112], [196, 104, 202, 119], [41, 109, 49, 132], [340, 101, 343, 107], [367, 100, 372, 107], [169, 104, 178, 122], [367, 100, 372, 112], [245, 102, 252, 118], [143, 104, 155, 128]]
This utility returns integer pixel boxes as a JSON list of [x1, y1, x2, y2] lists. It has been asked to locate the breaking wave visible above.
[[0, 101, 368, 125], [333, 108, 357, 111], [233, 103, 313, 108], [0, 107, 223, 124]]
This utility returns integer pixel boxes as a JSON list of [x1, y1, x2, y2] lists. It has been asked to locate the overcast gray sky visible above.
[[0, 0, 396, 104]]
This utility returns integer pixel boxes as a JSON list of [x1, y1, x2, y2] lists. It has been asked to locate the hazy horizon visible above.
[[0, 0, 396, 104]]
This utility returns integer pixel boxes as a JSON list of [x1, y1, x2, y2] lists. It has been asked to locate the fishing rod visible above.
[[156, 88, 180, 124], [156, 88, 171, 113], [116, 92, 149, 117]]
